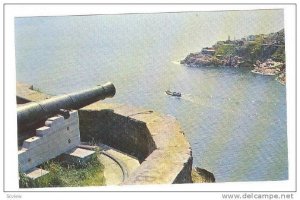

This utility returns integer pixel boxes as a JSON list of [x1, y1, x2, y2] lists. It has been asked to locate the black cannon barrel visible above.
[[17, 82, 116, 132]]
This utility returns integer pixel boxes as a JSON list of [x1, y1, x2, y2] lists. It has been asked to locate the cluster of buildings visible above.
[[201, 35, 257, 57], [200, 31, 284, 59], [201, 47, 216, 56], [203, 35, 258, 55], [252, 59, 284, 76]]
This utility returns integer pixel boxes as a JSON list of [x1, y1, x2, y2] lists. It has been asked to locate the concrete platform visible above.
[[63, 147, 96, 166], [24, 167, 49, 180], [97, 154, 124, 185], [78, 143, 140, 185], [98, 143, 140, 176]]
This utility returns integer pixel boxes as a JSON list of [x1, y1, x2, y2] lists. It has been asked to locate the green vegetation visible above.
[[214, 29, 285, 64], [244, 38, 264, 63], [19, 154, 105, 188], [271, 46, 285, 62], [215, 44, 236, 56]]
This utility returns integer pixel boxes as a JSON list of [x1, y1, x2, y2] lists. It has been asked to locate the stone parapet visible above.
[[79, 102, 193, 184], [16, 82, 51, 103]]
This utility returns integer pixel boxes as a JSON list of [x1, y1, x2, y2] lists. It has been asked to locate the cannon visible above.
[[17, 82, 116, 133]]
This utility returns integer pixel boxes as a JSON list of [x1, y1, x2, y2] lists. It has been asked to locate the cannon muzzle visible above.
[[17, 82, 116, 132]]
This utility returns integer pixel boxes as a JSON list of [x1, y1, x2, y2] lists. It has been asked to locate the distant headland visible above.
[[181, 29, 286, 85]]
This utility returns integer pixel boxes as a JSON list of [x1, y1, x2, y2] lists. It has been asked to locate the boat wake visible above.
[[180, 93, 215, 105], [179, 93, 195, 103], [171, 61, 181, 65]]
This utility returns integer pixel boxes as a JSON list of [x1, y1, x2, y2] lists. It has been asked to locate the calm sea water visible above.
[[15, 12, 287, 182]]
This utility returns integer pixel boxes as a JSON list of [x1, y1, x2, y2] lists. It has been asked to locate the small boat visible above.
[[165, 90, 181, 97]]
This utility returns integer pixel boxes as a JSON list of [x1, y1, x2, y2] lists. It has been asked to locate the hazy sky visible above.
[[15, 9, 284, 69], [163, 9, 284, 53], [182, 9, 284, 41]]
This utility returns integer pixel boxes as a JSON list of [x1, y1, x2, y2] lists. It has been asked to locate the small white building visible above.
[[201, 47, 216, 56], [247, 35, 256, 41]]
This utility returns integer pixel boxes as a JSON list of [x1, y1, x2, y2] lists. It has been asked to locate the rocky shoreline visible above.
[[180, 53, 243, 68], [191, 167, 215, 183], [251, 59, 286, 84], [181, 29, 286, 85]]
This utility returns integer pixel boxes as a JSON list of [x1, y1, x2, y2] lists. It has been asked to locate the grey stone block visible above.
[[36, 126, 51, 137], [63, 147, 96, 166], [18, 110, 81, 172], [24, 167, 49, 180]]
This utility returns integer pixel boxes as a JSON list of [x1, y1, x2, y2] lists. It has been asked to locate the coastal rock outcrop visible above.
[[181, 53, 242, 68], [181, 29, 286, 84], [191, 167, 215, 183]]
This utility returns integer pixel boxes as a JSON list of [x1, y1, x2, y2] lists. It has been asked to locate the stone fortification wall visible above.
[[18, 111, 81, 172], [79, 104, 156, 162], [16, 82, 193, 185], [79, 102, 193, 185]]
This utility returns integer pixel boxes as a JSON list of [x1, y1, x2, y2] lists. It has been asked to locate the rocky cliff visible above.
[[181, 29, 286, 84]]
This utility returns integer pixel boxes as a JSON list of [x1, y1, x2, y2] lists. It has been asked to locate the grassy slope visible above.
[[19, 154, 106, 188]]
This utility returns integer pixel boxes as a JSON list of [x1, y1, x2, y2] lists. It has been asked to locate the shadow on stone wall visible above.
[[79, 102, 193, 185], [79, 108, 156, 162]]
